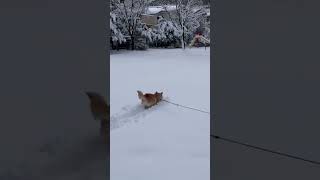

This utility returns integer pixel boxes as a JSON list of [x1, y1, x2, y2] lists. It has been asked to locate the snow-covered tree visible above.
[[165, 0, 207, 49], [110, 0, 155, 50], [134, 18, 153, 50], [110, 11, 126, 43], [203, 3, 210, 41], [203, 15, 210, 41], [150, 16, 181, 47]]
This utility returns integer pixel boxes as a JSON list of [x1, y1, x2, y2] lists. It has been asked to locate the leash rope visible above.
[[151, 97, 320, 166], [211, 134, 320, 166], [162, 99, 210, 114], [160, 98, 320, 166]]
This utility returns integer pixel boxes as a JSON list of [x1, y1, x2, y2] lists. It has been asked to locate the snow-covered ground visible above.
[[110, 47, 210, 180]]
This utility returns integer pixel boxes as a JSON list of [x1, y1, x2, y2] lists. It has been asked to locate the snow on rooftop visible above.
[[146, 5, 209, 17], [146, 5, 176, 15], [146, 7, 164, 14], [164, 5, 176, 11]]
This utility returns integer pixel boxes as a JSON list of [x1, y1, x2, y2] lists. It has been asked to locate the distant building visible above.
[[141, 5, 177, 27], [140, 14, 158, 28], [141, 5, 210, 28]]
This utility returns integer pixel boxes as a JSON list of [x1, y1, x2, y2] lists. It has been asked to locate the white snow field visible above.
[[110, 47, 210, 180]]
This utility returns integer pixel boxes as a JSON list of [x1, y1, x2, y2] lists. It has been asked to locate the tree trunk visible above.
[[180, 19, 185, 49], [131, 36, 135, 50], [181, 30, 185, 49], [116, 40, 119, 51]]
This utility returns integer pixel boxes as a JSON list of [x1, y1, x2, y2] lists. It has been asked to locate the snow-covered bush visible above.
[[149, 16, 182, 48], [110, 12, 126, 43], [134, 20, 151, 50]]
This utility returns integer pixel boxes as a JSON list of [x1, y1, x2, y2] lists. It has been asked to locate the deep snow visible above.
[[110, 47, 210, 180]]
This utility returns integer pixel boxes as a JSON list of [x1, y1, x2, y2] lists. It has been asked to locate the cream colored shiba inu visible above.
[[137, 90, 163, 109]]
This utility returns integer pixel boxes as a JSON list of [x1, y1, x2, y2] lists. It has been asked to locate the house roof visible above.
[[146, 5, 176, 15], [146, 5, 210, 16]]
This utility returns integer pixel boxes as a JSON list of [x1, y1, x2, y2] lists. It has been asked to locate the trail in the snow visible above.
[[110, 99, 169, 131], [1, 99, 174, 179]]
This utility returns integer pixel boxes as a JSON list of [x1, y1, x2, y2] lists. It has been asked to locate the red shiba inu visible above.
[[137, 90, 163, 109]]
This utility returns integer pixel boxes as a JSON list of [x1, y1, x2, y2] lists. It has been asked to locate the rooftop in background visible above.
[[145, 5, 176, 15], [145, 5, 210, 16]]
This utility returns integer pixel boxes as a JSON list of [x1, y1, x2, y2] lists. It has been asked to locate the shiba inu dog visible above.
[[137, 90, 163, 109], [85, 92, 109, 143]]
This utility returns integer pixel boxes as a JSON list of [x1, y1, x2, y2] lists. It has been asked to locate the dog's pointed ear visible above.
[[137, 90, 143, 96], [85, 92, 92, 98]]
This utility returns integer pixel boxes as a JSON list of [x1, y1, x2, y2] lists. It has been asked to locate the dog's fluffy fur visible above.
[[85, 92, 109, 143], [137, 90, 163, 109]]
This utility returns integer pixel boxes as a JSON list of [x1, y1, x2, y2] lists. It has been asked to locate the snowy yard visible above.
[[110, 47, 210, 180]]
